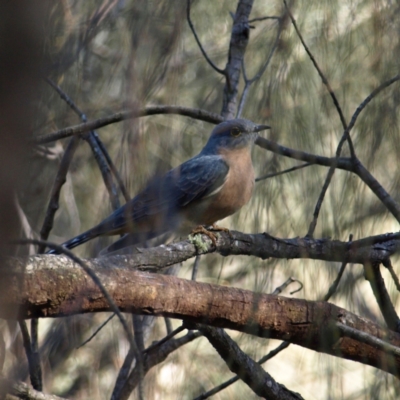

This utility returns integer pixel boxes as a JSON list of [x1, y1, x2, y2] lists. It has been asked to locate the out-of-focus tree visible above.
[[2, 0, 400, 399]]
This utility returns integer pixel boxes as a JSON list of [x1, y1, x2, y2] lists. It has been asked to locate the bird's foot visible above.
[[209, 224, 233, 239], [191, 225, 219, 247]]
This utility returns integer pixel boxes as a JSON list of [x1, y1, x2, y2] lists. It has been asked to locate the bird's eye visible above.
[[230, 127, 241, 137]]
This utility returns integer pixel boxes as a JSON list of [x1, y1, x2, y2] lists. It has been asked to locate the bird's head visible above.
[[201, 118, 270, 155]]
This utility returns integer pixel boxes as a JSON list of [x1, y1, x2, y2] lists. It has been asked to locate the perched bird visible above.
[[47, 119, 270, 255]]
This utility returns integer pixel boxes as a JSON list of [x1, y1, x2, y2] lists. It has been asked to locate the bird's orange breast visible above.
[[200, 146, 255, 225]]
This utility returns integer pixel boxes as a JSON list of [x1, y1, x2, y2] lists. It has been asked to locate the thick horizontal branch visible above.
[[37, 230, 400, 271], [2, 261, 400, 376]]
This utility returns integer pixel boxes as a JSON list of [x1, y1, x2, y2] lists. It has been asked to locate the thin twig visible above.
[[364, 262, 400, 332], [81, 131, 121, 210], [248, 15, 281, 23], [45, 78, 129, 207], [346, 74, 400, 134], [92, 131, 131, 202], [18, 320, 42, 390], [271, 277, 303, 295], [38, 135, 80, 251], [186, 0, 226, 75], [118, 331, 202, 400], [45, 77, 121, 209], [323, 234, 352, 301], [191, 255, 201, 280], [111, 346, 137, 400], [383, 258, 400, 292], [306, 74, 400, 236], [337, 322, 400, 357], [77, 313, 116, 349], [237, 16, 283, 117], [282, 1, 350, 143], [255, 162, 312, 182], [143, 325, 186, 354]]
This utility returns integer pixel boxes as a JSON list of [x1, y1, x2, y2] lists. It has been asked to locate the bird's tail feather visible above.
[[46, 230, 94, 255]]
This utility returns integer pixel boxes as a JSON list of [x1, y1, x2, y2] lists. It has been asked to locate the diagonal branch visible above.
[[283, 0, 349, 140], [364, 262, 400, 333], [194, 341, 290, 400], [117, 330, 202, 400], [186, 0, 226, 75], [195, 324, 303, 399], [306, 73, 400, 235], [255, 162, 312, 182], [45, 78, 124, 210]]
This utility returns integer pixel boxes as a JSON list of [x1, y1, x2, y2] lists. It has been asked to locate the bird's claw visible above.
[[191, 225, 219, 247], [191, 224, 233, 247], [210, 224, 233, 239]]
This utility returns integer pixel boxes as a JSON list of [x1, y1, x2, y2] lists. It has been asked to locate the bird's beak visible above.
[[254, 124, 271, 133]]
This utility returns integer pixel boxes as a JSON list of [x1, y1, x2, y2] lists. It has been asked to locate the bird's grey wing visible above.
[[172, 155, 229, 206], [94, 155, 229, 235]]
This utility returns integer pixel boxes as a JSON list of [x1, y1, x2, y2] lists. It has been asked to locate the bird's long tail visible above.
[[46, 230, 96, 255]]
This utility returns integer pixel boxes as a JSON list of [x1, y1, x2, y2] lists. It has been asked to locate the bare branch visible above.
[[221, 0, 255, 119], [237, 15, 283, 117], [143, 325, 186, 355], [191, 254, 201, 280], [364, 262, 400, 332], [38, 135, 80, 250], [352, 159, 400, 223], [255, 162, 312, 182], [271, 277, 303, 295], [186, 0, 226, 75], [283, 0, 349, 138], [248, 15, 281, 23], [77, 313, 115, 349], [34, 106, 224, 144], [307, 74, 400, 235], [256, 136, 400, 223], [337, 322, 400, 358], [195, 324, 304, 399], [383, 259, 400, 293], [118, 331, 202, 400], [323, 235, 352, 301], [347, 74, 400, 133], [44, 78, 123, 211], [194, 341, 290, 400], [11, 230, 400, 277], [6, 261, 400, 377], [18, 320, 41, 390]]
